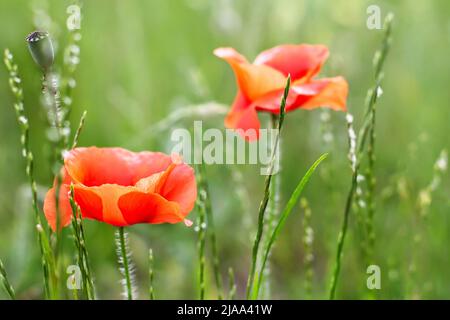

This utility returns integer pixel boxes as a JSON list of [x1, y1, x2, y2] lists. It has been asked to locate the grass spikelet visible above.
[[72, 110, 87, 149], [61, 1, 82, 115], [364, 13, 394, 261], [301, 198, 314, 299]]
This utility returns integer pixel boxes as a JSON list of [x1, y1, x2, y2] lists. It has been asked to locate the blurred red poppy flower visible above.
[[43, 147, 197, 231], [214, 44, 349, 140]]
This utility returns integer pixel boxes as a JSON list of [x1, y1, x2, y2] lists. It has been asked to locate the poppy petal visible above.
[[224, 91, 261, 140], [74, 184, 132, 226], [65, 147, 135, 186], [290, 76, 348, 111], [254, 44, 329, 82], [43, 184, 73, 231], [159, 163, 197, 216], [72, 185, 104, 222], [65, 147, 175, 188], [118, 191, 183, 225], [130, 152, 172, 184], [214, 47, 286, 100]]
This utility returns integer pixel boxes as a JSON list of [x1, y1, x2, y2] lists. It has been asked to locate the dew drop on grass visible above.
[[63, 96, 73, 106], [68, 78, 77, 88], [18, 115, 28, 126], [376, 86, 383, 98]]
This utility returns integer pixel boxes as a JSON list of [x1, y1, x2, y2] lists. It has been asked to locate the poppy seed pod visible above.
[[26, 31, 54, 70]]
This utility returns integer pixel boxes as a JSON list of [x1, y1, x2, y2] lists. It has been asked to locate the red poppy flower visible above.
[[43, 147, 197, 231], [214, 44, 349, 140]]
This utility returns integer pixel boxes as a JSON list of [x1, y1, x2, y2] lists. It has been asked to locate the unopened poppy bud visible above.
[[26, 31, 54, 70]]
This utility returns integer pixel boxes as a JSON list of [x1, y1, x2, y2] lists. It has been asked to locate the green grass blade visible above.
[[246, 75, 291, 299], [0, 259, 15, 299], [252, 153, 328, 299]]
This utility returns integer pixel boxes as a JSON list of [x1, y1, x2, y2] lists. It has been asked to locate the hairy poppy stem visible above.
[[328, 13, 393, 299], [117, 227, 134, 300], [246, 76, 290, 300]]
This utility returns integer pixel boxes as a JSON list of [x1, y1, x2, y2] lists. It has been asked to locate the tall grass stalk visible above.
[[227, 267, 237, 300], [4, 49, 57, 299], [69, 186, 95, 300], [365, 13, 393, 261], [301, 198, 314, 299], [246, 76, 290, 299], [260, 114, 281, 299], [252, 153, 328, 299], [197, 163, 224, 299], [328, 13, 394, 299], [0, 259, 15, 299], [196, 187, 207, 299], [328, 114, 357, 300], [115, 227, 136, 300], [148, 249, 155, 300]]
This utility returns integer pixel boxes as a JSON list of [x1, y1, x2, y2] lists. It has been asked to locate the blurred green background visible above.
[[0, 0, 449, 299]]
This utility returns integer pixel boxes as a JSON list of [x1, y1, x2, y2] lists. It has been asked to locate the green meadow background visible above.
[[0, 0, 449, 299]]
